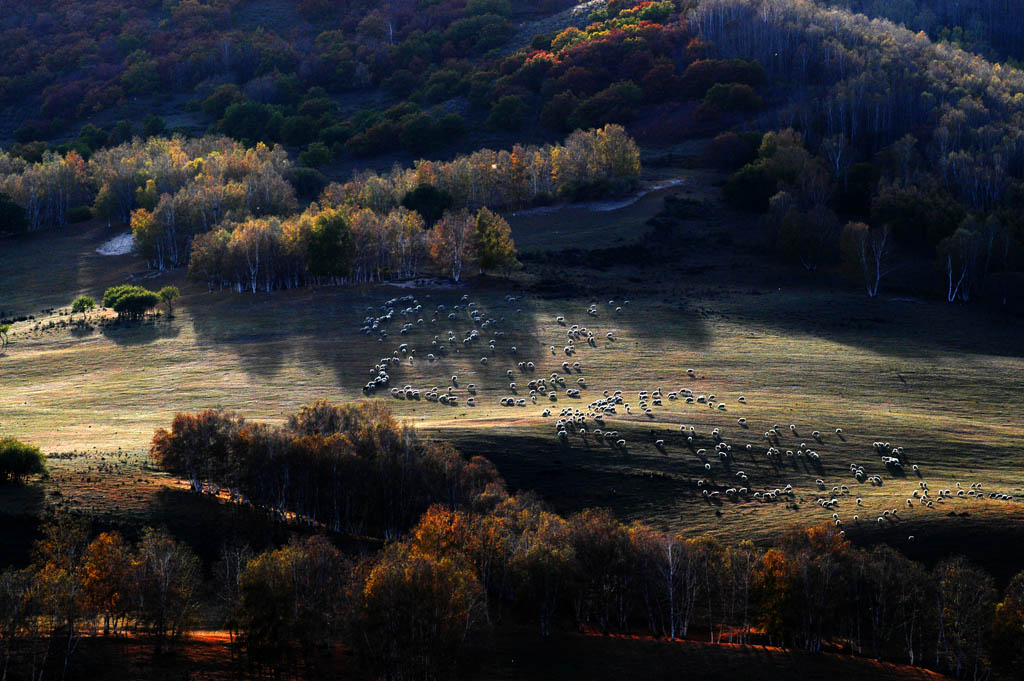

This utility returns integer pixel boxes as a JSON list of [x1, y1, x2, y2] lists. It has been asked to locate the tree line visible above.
[[150, 401, 502, 539], [143, 401, 1024, 681], [5, 403, 1024, 679]]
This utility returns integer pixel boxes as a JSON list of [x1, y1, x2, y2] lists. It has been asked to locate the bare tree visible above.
[[842, 222, 896, 297]]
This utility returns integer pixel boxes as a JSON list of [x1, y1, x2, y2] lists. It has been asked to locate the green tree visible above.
[[158, 286, 180, 316], [401, 184, 454, 227], [474, 207, 519, 276], [0, 438, 46, 483], [71, 296, 95, 314], [0, 191, 28, 233], [307, 208, 354, 279]]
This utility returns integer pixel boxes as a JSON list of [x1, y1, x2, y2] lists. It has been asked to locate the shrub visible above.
[[298, 142, 332, 168], [705, 82, 762, 112], [723, 163, 777, 211], [280, 116, 318, 147], [487, 95, 528, 130]]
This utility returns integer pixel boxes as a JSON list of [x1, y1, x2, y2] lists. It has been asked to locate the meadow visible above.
[[2, 168, 1023, 580]]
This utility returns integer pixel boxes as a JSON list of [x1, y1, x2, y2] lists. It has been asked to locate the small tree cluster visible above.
[[102, 285, 160, 321]]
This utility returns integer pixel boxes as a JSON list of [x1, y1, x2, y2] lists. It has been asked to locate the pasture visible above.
[[1, 171, 1023, 576]]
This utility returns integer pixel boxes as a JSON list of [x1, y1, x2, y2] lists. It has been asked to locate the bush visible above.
[[399, 114, 441, 154], [723, 163, 777, 212], [568, 81, 641, 130], [705, 131, 761, 169], [280, 116, 318, 147], [487, 95, 528, 130], [298, 142, 332, 168], [705, 82, 762, 112], [0, 438, 45, 483]]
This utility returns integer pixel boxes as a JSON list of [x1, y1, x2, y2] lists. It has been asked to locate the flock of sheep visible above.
[[354, 292, 1017, 538]]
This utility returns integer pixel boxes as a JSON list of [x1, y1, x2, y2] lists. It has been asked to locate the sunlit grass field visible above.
[[2, 174, 1022, 575]]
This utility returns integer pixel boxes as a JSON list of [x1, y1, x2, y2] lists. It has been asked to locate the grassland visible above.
[[1, 168, 1022, 580]]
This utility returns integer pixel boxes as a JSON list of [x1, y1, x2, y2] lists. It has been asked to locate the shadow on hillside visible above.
[[0, 222, 135, 315], [142, 487, 296, 565], [719, 288, 1024, 360]]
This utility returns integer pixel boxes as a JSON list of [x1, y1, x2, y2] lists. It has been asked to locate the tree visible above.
[[474, 207, 519, 276], [939, 225, 982, 303], [401, 184, 453, 228], [0, 191, 27, 233], [488, 95, 528, 130], [82, 532, 130, 636], [102, 284, 160, 321], [0, 324, 9, 350], [841, 222, 895, 297], [71, 296, 95, 314], [355, 543, 487, 681], [0, 438, 45, 483], [307, 208, 354, 280], [158, 286, 180, 317], [240, 537, 347, 671], [130, 528, 201, 653], [429, 210, 476, 282], [32, 514, 91, 678], [934, 557, 995, 680], [991, 571, 1024, 678]]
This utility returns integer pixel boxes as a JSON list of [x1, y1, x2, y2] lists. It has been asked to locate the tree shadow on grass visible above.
[[0, 482, 46, 569], [100, 318, 181, 346], [718, 287, 1024, 360]]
